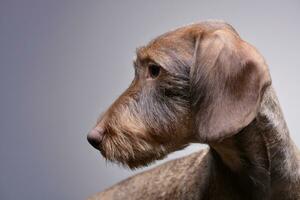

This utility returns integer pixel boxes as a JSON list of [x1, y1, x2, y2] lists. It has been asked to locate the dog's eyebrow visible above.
[[135, 47, 145, 59], [135, 50, 167, 70], [134, 56, 168, 73]]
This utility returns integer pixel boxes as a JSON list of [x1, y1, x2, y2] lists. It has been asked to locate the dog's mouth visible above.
[[98, 131, 192, 169], [87, 116, 191, 168], [97, 132, 170, 169]]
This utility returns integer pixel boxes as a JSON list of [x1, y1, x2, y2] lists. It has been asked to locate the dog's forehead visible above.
[[140, 25, 198, 54], [134, 21, 238, 73], [135, 27, 196, 73]]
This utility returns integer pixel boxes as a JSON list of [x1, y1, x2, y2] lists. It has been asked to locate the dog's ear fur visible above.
[[190, 29, 271, 143]]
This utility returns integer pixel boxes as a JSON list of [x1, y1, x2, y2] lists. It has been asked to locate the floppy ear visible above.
[[190, 29, 271, 143]]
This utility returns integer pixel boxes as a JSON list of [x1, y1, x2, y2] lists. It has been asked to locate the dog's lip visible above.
[[87, 127, 104, 150]]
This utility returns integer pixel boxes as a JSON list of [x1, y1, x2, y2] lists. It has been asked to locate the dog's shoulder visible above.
[[87, 148, 212, 200]]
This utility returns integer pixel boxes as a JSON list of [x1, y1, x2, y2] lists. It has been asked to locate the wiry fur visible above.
[[87, 20, 300, 199]]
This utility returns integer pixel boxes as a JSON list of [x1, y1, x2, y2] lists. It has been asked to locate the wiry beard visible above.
[[99, 102, 191, 169], [100, 131, 170, 169]]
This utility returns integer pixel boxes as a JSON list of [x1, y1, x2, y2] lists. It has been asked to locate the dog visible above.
[[87, 20, 300, 199]]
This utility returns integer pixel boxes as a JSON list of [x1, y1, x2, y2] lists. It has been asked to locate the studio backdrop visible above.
[[0, 1, 299, 199]]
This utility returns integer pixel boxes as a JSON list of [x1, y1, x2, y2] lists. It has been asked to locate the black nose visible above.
[[87, 127, 105, 150]]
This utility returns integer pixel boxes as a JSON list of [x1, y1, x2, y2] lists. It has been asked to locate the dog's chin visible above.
[[101, 149, 168, 169], [99, 136, 171, 169]]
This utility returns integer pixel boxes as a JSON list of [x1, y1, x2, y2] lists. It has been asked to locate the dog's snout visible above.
[[87, 127, 105, 150]]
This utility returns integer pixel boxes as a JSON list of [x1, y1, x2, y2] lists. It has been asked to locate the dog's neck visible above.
[[210, 86, 300, 198]]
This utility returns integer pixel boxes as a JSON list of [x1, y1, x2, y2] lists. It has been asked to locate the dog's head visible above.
[[87, 21, 271, 168]]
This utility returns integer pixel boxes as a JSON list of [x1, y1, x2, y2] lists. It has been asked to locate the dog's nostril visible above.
[[87, 127, 105, 150]]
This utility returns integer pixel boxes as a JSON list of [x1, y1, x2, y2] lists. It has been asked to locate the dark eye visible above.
[[148, 64, 161, 79]]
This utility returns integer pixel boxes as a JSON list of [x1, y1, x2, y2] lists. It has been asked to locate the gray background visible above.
[[1, 0, 299, 199]]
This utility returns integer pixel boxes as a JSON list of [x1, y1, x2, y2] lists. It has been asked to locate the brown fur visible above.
[[87, 20, 300, 199]]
